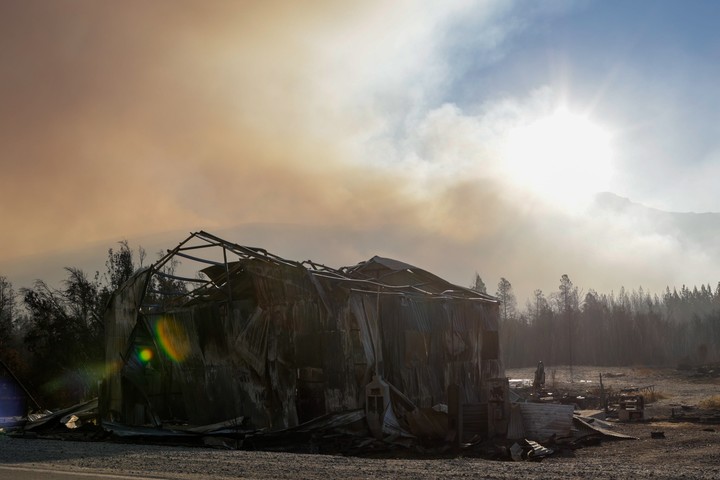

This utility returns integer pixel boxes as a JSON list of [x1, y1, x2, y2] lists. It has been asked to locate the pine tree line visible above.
[[471, 273, 720, 369]]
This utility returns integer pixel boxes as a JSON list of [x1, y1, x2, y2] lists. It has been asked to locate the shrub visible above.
[[699, 395, 720, 410], [643, 390, 667, 404]]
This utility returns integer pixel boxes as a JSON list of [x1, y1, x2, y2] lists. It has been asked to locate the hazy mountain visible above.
[[593, 192, 720, 254]]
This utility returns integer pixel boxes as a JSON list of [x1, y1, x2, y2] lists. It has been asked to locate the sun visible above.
[[502, 106, 614, 208]]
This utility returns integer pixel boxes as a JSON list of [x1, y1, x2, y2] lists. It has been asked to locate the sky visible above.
[[2, 0, 720, 306]]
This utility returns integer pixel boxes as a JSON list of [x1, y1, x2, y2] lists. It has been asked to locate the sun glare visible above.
[[502, 107, 614, 208]]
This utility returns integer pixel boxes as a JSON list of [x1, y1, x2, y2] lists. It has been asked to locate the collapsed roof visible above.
[[102, 231, 501, 439]]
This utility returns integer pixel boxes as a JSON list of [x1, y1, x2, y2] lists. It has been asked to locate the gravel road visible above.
[[1, 427, 719, 480]]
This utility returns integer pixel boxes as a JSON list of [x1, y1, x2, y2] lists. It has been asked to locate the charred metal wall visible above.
[[103, 268, 151, 421], [103, 250, 501, 431], [373, 294, 498, 406]]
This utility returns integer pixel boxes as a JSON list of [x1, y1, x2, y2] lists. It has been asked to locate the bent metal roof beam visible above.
[[167, 231, 497, 294], [141, 230, 498, 313]]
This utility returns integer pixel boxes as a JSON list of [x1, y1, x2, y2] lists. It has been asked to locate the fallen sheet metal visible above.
[[23, 398, 98, 432], [173, 416, 246, 434], [507, 403, 525, 440], [518, 403, 574, 441], [103, 421, 200, 438], [509, 439, 554, 461], [277, 409, 367, 434], [527, 439, 554, 459], [573, 414, 638, 440]]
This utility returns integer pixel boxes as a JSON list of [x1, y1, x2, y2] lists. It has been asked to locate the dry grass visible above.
[[699, 395, 720, 410], [643, 390, 667, 404], [598, 388, 667, 406]]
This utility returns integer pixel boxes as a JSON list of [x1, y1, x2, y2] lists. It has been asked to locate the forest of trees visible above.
[[2, 248, 720, 410], [0, 241, 144, 408], [472, 273, 720, 369]]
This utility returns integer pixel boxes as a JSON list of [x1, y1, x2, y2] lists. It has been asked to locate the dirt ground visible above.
[[1, 365, 719, 479]]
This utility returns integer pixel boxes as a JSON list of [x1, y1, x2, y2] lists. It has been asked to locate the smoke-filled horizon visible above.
[[3, 1, 720, 305]]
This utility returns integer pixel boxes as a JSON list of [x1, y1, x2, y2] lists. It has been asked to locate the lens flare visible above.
[[37, 362, 109, 400], [153, 316, 191, 362], [138, 348, 154, 363]]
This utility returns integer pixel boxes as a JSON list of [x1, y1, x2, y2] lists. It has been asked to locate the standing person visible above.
[[533, 361, 545, 392]]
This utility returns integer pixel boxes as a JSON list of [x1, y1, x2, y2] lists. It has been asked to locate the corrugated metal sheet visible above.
[[518, 403, 574, 441], [102, 232, 502, 435], [103, 268, 151, 418], [573, 414, 638, 440], [507, 403, 525, 440]]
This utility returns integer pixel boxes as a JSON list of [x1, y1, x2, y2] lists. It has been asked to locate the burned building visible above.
[[102, 231, 502, 439]]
